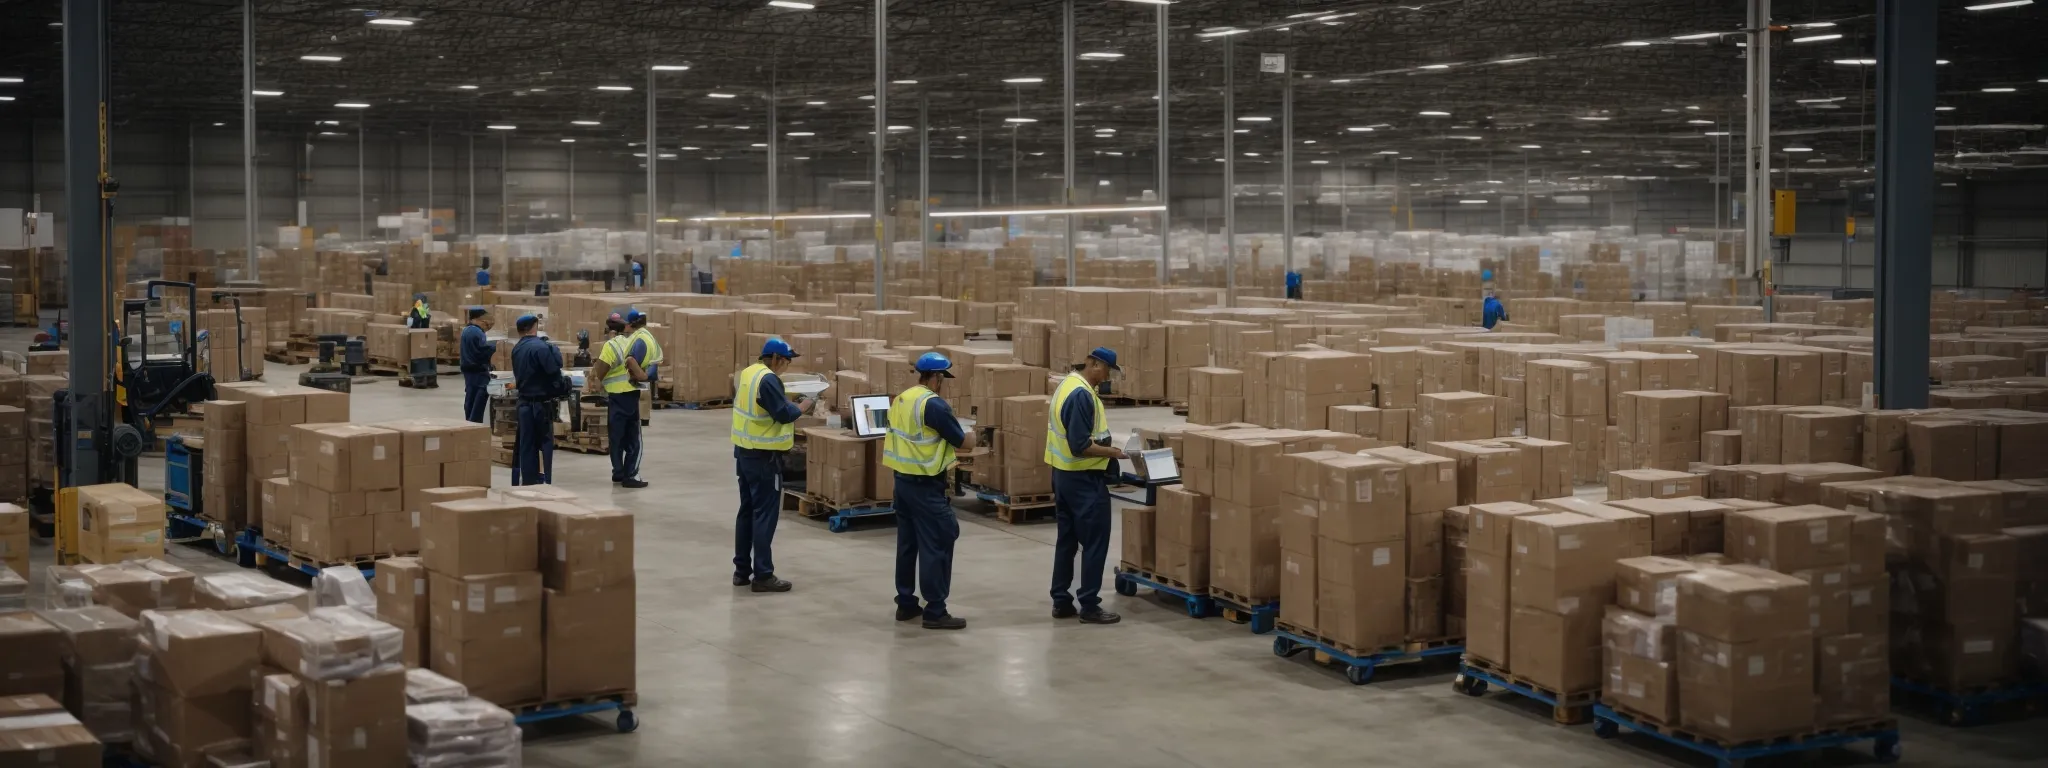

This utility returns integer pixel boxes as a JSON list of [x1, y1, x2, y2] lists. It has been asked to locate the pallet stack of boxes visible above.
[[286, 424, 403, 563], [536, 500, 638, 703], [217, 382, 350, 543], [420, 496, 544, 707], [1873, 481, 2022, 694], [0, 502, 25, 578], [381, 418, 496, 555], [1275, 451, 1410, 650], [0, 404, 25, 504], [75, 483, 168, 564], [803, 427, 872, 506], [253, 607, 412, 766], [199, 400, 249, 531], [27, 374, 66, 493]]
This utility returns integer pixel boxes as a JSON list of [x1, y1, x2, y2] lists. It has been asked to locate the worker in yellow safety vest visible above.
[[1044, 346, 1128, 625], [731, 337, 813, 592], [587, 310, 651, 488], [883, 352, 977, 630]]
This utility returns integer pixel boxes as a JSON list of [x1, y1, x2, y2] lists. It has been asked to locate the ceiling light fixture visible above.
[[1793, 33, 1843, 43], [456, 85, 478, 90], [1489, 56, 1541, 64], [1460, 199, 1489, 204], [786, 131, 815, 137], [1419, 64, 1452, 70], [1966, 0, 2034, 10], [335, 102, 370, 108], [1687, 119, 1714, 125], [252, 90, 284, 97], [1311, 160, 1329, 165], [366, 18, 413, 27], [651, 64, 691, 71], [1936, 106, 1956, 111], [806, 100, 826, 105], [1238, 116, 1272, 122], [1671, 32, 1722, 40], [561, 139, 576, 143], [1005, 117, 1037, 123], [299, 54, 342, 62], [1347, 127, 1373, 132], [596, 85, 633, 91], [708, 92, 737, 98], [1983, 86, 2018, 92], [1004, 77, 1045, 84], [929, 204, 1166, 218], [487, 124, 516, 130], [1376, 150, 1399, 155], [1520, 144, 1542, 149], [1834, 59, 1877, 65], [1620, 41, 1652, 47], [1577, 116, 1611, 121], [572, 120, 601, 126], [1419, 110, 1450, 117], [892, 79, 918, 85], [767, 0, 816, 8], [1079, 52, 1125, 60], [1783, 146, 1813, 152]]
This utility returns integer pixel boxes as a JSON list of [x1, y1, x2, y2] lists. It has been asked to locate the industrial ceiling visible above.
[[2, 0, 2045, 187]]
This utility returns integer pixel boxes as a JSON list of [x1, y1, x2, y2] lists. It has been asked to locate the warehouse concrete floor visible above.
[[15, 332, 2046, 767]]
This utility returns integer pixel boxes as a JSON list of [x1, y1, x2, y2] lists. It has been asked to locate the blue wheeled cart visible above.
[[1113, 567, 1213, 619], [1206, 586, 1279, 634], [1891, 676, 2048, 726], [162, 434, 238, 558], [235, 527, 377, 579], [513, 694, 639, 733], [1591, 703, 1901, 768], [1108, 472, 1179, 507], [1453, 659, 1596, 724], [1270, 626, 1464, 686], [781, 487, 893, 533]]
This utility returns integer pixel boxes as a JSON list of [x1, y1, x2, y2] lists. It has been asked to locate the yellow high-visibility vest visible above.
[[597, 336, 638, 395], [731, 363, 795, 451], [881, 385, 954, 477], [1044, 372, 1109, 471]]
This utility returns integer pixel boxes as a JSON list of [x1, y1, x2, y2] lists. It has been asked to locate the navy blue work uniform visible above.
[[1286, 270, 1303, 300], [511, 335, 568, 485], [598, 334, 650, 483], [459, 324, 494, 423], [1050, 393, 1114, 614], [894, 397, 968, 621], [734, 370, 803, 581], [1483, 296, 1509, 330]]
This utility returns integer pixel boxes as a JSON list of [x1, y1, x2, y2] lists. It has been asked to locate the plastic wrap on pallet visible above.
[[196, 570, 309, 609], [313, 565, 378, 615], [1602, 608, 1677, 660], [310, 606, 406, 668], [75, 662, 137, 742], [405, 668, 470, 705], [406, 697, 523, 768], [0, 567, 23, 611], [43, 565, 95, 609], [260, 611, 402, 681]]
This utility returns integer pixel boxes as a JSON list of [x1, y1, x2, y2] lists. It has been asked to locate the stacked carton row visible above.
[[801, 428, 894, 506], [249, 415, 493, 563]]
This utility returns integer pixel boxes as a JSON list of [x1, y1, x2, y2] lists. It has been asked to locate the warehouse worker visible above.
[[626, 309, 663, 427], [511, 314, 569, 485], [459, 308, 495, 423], [1045, 346, 1128, 625], [885, 352, 977, 630], [589, 310, 651, 488], [1285, 269, 1303, 301], [1482, 290, 1509, 330], [732, 338, 814, 593], [407, 293, 433, 329]]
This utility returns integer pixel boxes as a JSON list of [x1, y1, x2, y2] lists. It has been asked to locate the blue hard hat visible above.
[[624, 309, 648, 324], [1481, 269, 1494, 282], [761, 337, 800, 359], [1088, 346, 1121, 371], [516, 314, 540, 331], [914, 352, 955, 378]]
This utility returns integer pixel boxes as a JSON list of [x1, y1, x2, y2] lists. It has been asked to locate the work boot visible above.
[[922, 614, 967, 631], [620, 479, 649, 489], [732, 574, 752, 587], [895, 604, 922, 622], [1078, 610, 1122, 625], [750, 577, 794, 593], [1051, 605, 1079, 620]]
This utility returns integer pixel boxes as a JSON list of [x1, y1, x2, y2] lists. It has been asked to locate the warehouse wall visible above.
[[3, 121, 2043, 288]]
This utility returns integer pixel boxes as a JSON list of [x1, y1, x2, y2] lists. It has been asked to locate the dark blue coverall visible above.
[[511, 336, 568, 486], [460, 324, 494, 424], [734, 371, 803, 582], [895, 397, 968, 621], [1050, 393, 1114, 614], [1483, 296, 1509, 330]]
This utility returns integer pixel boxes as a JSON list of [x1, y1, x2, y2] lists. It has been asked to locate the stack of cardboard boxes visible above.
[[994, 395, 1052, 497], [1152, 486, 1210, 589], [1277, 452, 1412, 650], [1873, 482, 2018, 691], [804, 428, 874, 505], [1508, 512, 1621, 695], [1611, 390, 1730, 472], [286, 424, 402, 562], [76, 483, 167, 564], [0, 502, 25, 578], [217, 382, 351, 538], [1187, 367, 1244, 426], [537, 501, 638, 702], [0, 405, 25, 503], [381, 417, 496, 554], [198, 401, 249, 530], [420, 497, 543, 706], [1463, 502, 1544, 669], [133, 610, 265, 766], [1672, 565, 1817, 741], [253, 608, 410, 766]]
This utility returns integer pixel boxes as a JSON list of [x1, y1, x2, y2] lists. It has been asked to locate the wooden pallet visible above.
[[509, 691, 640, 712], [1463, 656, 1598, 724], [784, 490, 880, 518], [1603, 700, 1894, 752], [1170, 404, 1189, 417], [1117, 563, 1204, 593], [265, 350, 309, 365], [365, 364, 403, 377], [559, 433, 610, 455], [1206, 585, 1277, 610], [992, 499, 1054, 524], [1275, 621, 1460, 661]]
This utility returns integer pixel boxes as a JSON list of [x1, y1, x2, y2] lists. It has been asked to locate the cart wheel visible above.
[[1873, 735, 1901, 764], [828, 517, 848, 533], [1114, 576, 1137, 597], [1593, 719, 1618, 740], [236, 541, 257, 569], [1344, 664, 1374, 686], [1184, 598, 1205, 618], [615, 708, 639, 734], [253, 551, 269, 567], [1272, 637, 1297, 657], [214, 534, 232, 556], [1453, 675, 1487, 697], [1250, 613, 1275, 635]]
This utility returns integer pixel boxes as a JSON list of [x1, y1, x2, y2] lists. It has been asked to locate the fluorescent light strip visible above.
[[367, 18, 413, 27], [708, 92, 737, 98], [596, 85, 633, 91], [1459, 200, 1489, 204], [651, 64, 691, 71], [1079, 52, 1125, 60], [335, 102, 370, 108], [1004, 77, 1045, 84], [1793, 33, 1843, 43], [1966, 0, 2033, 10], [929, 205, 1166, 218], [767, 0, 816, 8], [1671, 32, 1722, 40], [252, 90, 284, 96], [572, 120, 601, 126], [300, 55, 342, 62], [688, 213, 872, 222]]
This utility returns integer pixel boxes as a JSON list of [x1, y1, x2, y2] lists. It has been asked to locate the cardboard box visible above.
[[1608, 469, 1703, 501], [428, 571, 542, 643], [1676, 630, 1815, 741], [301, 673, 405, 767], [1615, 556, 1697, 617], [1675, 566, 1812, 643], [536, 503, 634, 592], [1317, 537, 1405, 651], [1816, 632, 1890, 726], [288, 424, 402, 492], [1509, 513, 1620, 619], [1280, 548, 1317, 630], [421, 499, 539, 576], [1360, 446, 1457, 514], [374, 557, 430, 627], [1210, 500, 1281, 600], [135, 610, 263, 697], [1725, 505, 1853, 572], [544, 584, 635, 700], [1511, 605, 1603, 692], [292, 514, 374, 561], [1121, 507, 1157, 570], [0, 693, 97, 767], [1315, 456, 1407, 544]]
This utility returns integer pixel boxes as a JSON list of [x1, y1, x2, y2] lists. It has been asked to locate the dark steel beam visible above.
[[1873, 0, 1935, 409], [63, 0, 110, 484]]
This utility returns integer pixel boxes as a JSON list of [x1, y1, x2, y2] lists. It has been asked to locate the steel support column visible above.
[[242, 0, 257, 276], [1281, 52, 1293, 288], [1223, 36, 1236, 306], [63, 0, 110, 484], [872, 0, 888, 308], [767, 77, 779, 258], [646, 67, 659, 283], [1063, 0, 1077, 286], [1744, 0, 1771, 311], [1873, 0, 1935, 409], [919, 96, 931, 262], [1156, 3, 1170, 284]]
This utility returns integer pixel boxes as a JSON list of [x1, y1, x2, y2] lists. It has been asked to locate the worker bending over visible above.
[[885, 352, 975, 630], [1482, 291, 1509, 330], [589, 311, 651, 488], [732, 338, 813, 593], [1045, 346, 1127, 625], [459, 308, 495, 423], [510, 315, 568, 485]]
